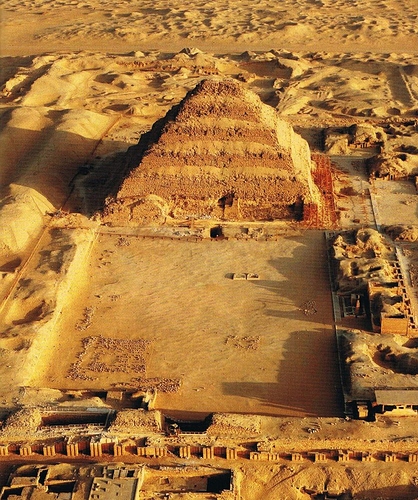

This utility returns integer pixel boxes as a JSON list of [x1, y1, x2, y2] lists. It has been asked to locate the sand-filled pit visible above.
[[25, 230, 342, 417]]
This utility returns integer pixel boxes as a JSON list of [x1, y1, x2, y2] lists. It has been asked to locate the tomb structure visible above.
[[103, 78, 321, 224]]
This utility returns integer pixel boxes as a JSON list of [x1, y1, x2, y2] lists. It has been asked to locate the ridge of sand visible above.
[[2, 0, 418, 56], [1, 49, 417, 260]]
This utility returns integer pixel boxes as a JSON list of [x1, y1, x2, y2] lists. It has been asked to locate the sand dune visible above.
[[2, 0, 418, 54]]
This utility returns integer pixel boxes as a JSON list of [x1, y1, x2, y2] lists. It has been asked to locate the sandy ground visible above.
[[1, 0, 418, 56], [0, 461, 418, 500], [13, 230, 340, 417], [1, 0, 418, 498], [0, 49, 417, 259], [373, 179, 418, 227]]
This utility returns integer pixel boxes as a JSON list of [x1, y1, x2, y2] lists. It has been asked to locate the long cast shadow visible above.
[[223, 327, 344, 417], [356, 485, 418, 500], [251, 233, 334, 325], [223, 233, 344, 416], [0, 124, 130, 213]]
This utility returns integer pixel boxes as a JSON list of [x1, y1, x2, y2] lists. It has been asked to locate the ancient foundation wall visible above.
[[1, 438, 418, 464]]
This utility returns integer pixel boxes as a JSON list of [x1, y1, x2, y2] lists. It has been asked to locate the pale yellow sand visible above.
[[0, 2, 418, 498], [21, 231, 341, 417], [1, 0, 418, 55]]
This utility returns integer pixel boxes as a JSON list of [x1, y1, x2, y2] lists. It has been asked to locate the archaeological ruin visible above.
[[103, 79, 322, 224], [0, 50, 418, 497]]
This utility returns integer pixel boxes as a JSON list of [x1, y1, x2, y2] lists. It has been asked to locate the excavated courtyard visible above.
[[28, 229, 342, 418]]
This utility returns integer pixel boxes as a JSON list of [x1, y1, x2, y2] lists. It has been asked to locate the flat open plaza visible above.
[[29, 230, 343, 417]]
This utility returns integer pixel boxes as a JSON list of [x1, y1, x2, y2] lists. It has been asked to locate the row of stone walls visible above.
[[1, 441, 418, 463]]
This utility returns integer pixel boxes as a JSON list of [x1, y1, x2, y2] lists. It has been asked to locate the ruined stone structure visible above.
[[103, 78, 320, 224], [330, 228, 415, 335], [368, 280, 412, 336]]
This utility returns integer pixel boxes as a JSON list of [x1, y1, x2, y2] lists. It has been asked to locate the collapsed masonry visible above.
[[331, 229, 418, 419], [0, 464, 234, 500], [331, 228, 415, 335], [367, 152, 418, 180], [324, 123, 387, 155], [3, 408, 418, 463], [103, 78, 321, 224]]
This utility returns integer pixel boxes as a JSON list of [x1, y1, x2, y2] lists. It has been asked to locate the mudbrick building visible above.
[[331, 228, 415, 335], [0, 463, 234, 499]]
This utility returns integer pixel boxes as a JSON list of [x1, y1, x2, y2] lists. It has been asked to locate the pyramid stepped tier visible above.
[[104, 79, 321, 224]]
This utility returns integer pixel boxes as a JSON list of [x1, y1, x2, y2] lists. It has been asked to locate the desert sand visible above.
[[1, 0, 418, 498], [1, 0, 418, 56]]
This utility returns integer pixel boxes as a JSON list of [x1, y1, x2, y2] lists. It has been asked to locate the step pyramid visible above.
[[104, 78, 320, 224]]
